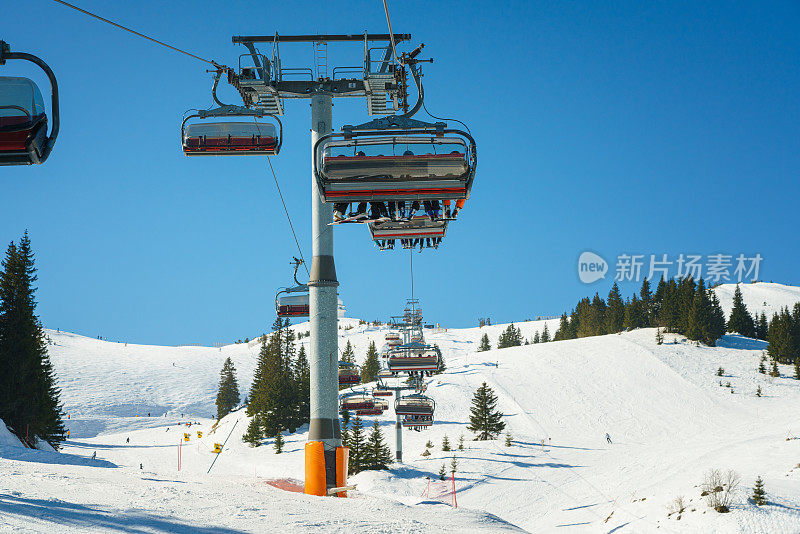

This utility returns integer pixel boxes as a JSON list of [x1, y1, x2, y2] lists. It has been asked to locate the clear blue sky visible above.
[[2, 1, 798, 345]]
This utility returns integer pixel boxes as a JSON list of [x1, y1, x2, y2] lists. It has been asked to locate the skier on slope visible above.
[[606, 433, 612, 444]]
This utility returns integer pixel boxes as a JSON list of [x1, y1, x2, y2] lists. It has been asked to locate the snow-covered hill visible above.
[[712, 282, 800, 318], [3, 284, 800, 532]]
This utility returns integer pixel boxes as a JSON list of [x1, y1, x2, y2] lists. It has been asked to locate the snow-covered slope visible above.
[[712, 282, 800, 318], [3, 284, 800, 532]]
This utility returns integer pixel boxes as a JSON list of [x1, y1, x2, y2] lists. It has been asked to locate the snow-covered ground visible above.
[[2, 282, 800, 533]]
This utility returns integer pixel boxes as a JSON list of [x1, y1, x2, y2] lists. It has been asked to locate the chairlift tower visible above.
[[228, 32, 412, 497]]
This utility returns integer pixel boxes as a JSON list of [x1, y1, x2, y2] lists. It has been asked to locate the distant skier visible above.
[[91, 451, 96, 460], [126, 437, 130, 444], [139, 463, 143, 470], [605, 433, 612, 444]]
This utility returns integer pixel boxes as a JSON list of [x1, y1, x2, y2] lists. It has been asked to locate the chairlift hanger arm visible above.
[[232, 34, 411, 44], [0, 41, 59, 163]]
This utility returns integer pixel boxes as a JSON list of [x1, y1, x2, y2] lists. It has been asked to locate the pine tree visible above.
[[687, 279, 714, 345], [439, 464, 447, 480], [341, 340, 355, 363], [640, 278, 653, 326], [756, 312, 769, 340], [727, 284, 756, 338], [442, 435, 451, 451], [606, 282, 625, 333], [505, 431, 513, 447], [341, 419, 350, 447], [655, 327, 664, 345], [426, 439, 433, 449], [533, 331, 540, 344], [497, 324, 522, 349], [360, 340, 380, 383], [363, 420, 392, 470], [709, 292, 727, 341], [274, 431, 284, 453], [294, 345, 310, 425], [756, 385, 762, 397], [478, 333, 491, 352], [770, 355, 780, 377], [752, 476, 767, 506], [341, 408, 351, 427], [242, 413, 263, 446], [467, 382, 506, 440], [450, 455, 458, 474], [758, 352, 767, 374], [0, 233, 65, 448], [216, 357, 240, 420], [348, 416, 366, 475], [541, 324, 551, 343], [458, 434, 465, 450], [553, 312, 570, 341]]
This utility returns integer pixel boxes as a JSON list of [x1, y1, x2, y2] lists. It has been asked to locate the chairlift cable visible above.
[[266, 156, 309, 277], [51, 0, 225, 68]]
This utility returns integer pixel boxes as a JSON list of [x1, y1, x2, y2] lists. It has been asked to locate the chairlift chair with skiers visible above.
[[386, 343, 441, 373]]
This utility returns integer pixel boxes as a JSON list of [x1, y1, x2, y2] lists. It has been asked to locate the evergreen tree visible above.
[[758, 352, 767, 374], [478, 333, 491, 352], [756, 312, 769, 341], [541, 323, 551, 343], [215, 357, 240, 420], [497, 324, 522, 349], [606, 282, 625, 333], [274, 431, 284, 453], [756, 385, 762, 397], [341, 419, 350, 447], [533, 331, 540, 344], [727, 284, 756, 338], [458, 435, 465, 450], [467, 382, 506, 440], [442, 434, 451, 451], [242, 413, 263, 446], [341, 340, 355, 363], [348, 416, 366, 475], [639, 278, 653, 326], [361, 340, 380, 383], [687, 279, 715, 345], [770, 354, 780, 378], [363, 420, 392, 470], [439, 464, 447, 480], [553, 312, 571, 341], [505, 431, 513, 447], [709, 292, 727, 341], [0, 233, 65, 448], [752, 476, 767, 506], [450, 455, 458, 474], [341, 408, 351, 427], [294, 344, 310, 425], [655, 327, 664, 345]]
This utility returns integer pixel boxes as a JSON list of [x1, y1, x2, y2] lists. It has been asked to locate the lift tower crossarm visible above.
[[232, 34, 411, 44]]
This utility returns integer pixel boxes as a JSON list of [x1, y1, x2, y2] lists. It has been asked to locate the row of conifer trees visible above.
[[242, 318, 310, 445]]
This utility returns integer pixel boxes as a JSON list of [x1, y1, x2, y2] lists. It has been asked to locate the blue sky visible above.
[[2, 1, 798, 345]]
